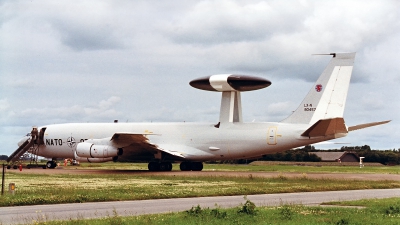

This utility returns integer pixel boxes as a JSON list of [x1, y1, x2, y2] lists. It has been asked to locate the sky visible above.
[[0, 0, 399, 156]]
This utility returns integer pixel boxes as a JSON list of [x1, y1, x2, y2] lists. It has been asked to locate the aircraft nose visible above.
[[17, 135, 30, 147]]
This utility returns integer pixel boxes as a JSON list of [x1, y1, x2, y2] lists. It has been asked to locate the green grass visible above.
[[3, 160, 399, 173], [1, 170, 399, 207], [324, 197, 400, 209], [2, 162, 400, 224], [63, 161, 400, 174], [207, 162, 400, 174], [32, 197, 400, 225]]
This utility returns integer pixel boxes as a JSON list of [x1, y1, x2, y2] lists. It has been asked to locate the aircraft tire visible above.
[[191, 162, 203, 171], [167, 162, 173, 171], [159, 162, 172, 171], [179, 162, 192, 171], [46, 161, 56, 169], [148, 162, 160, 171]]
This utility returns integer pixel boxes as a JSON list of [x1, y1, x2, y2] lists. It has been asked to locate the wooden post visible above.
[[1, 164, 5, 196]]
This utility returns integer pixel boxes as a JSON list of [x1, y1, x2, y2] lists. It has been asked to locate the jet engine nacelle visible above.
[[76, 142, 122, 158], [74, 151, 118, 163], [76, 156, 117, 163]]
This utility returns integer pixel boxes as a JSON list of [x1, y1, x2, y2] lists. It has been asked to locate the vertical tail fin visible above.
[[282, 52, 356, 124]]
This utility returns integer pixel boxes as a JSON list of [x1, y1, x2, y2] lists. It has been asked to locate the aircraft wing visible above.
[[109, 133, 188, 159], [110, 133, 157, 148], [155, 144, 214, 160], [109, 133, 213, 160]]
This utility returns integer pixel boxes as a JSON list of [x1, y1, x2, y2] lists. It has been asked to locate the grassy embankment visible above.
[[1, 162, 399, 207], [30, 197, 400, 225]]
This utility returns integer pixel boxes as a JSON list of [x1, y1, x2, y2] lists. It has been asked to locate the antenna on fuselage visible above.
[[189, 74, 271, 128]]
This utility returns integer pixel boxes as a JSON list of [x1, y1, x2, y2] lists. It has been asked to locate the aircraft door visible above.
[[267, 127, 277, 145], [37, 127, 46, 145]]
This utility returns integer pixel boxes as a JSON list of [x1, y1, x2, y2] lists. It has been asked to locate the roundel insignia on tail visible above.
[[315, 84, 323, 92]]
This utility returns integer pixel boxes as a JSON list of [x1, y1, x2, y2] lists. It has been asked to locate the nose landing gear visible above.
[[46, 160, 57, 169]]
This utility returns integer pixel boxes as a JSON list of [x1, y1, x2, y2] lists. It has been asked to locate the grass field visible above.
[[1, 162, 399, 207], [31, 197, 400, 225], [43, 161, 400, 173]]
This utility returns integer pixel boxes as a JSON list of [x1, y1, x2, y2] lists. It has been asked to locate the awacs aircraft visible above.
[[7, 52, 390, 171]]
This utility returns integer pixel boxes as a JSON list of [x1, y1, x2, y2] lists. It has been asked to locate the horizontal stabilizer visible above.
[[348, 120, 391, 132], [301, 118, 347, 138]]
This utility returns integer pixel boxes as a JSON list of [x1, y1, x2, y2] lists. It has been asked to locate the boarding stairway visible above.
[[7, 127, 38, 163]]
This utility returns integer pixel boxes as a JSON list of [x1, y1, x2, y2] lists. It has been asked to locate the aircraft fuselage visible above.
[[35, 122, 339, 161]]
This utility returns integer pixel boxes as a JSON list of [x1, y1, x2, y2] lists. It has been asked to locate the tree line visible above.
[[261, 145, 321, 162], [258, 145, 400, 165], [340, 145, 399, 165]]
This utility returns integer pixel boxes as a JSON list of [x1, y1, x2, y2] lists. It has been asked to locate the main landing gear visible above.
[[148, 162, 173, 171], [179, 162, 203, 171], [147, 162, 204, 171]]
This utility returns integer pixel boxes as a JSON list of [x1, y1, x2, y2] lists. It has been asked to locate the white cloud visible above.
[[0, 98, 10, 112], [165, 1, 309, 45], [267, 101, 292, 116], [156, 0, 400, 82], [98, 96, 121, 110], [0, 96, 122, 128]]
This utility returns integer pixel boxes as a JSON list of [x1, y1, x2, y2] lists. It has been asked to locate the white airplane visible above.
[[7, 52, 390, 171]]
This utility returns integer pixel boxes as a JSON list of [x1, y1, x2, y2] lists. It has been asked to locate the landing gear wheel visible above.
[[179, 162, 203, 171], [191, 162, 203, 171], [148, 162, 172, 171], [46, 161, 57, 169], [159, 162, 172, 171], [166, 162, 173, 171], [148, 162, 160, 171], [179, 162, 192, 171]]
